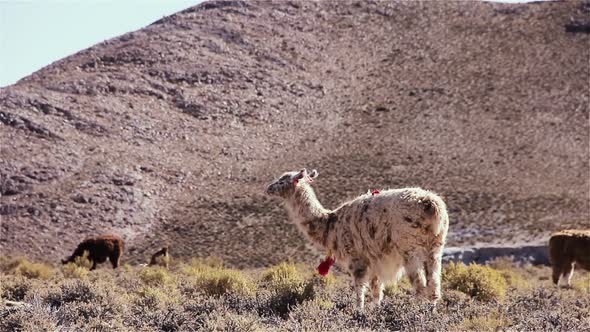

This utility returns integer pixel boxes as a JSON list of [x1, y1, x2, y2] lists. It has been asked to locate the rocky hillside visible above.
[[1, 0, 588, 267]]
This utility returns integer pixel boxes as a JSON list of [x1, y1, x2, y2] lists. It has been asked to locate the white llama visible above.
[[266, 168, 449, 309]]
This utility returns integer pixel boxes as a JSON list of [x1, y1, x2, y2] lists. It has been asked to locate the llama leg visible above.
[[406, 258, 427, 298], [552, 263, 562, 286], [90, 260, 97, 271], [562, 262, 575, 288], [350, 261, 370, 310], [370, 276, 384, 305], [355, 281, 368, 310], [424, 250, 442, 303], [110, 251, 121, 269]]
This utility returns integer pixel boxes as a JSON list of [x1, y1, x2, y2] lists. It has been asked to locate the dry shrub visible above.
[[487, 257, 517, 271], [443, 289, 472, 307], [2, 255, 589, 331], [313, 298, 335, 310], [0, 275, 33, 301], [139, 266, 174, 286], [499, 269, 531, 290], [204, 312, 265, 332], [383, 277, 412, 297], [259, 262, 335, 316], [285, 300, 349, 331], [135, 286, 180, 309], [74, 251, 93, 270], [261, 262, 305, 289], [15, 261, 53, 280], [0, 300, 59, 332], [487, 257, 531, 290], [45, 279, 124, 309], [571, 272, 590, 294], [188, 257, 224, 270], [0, 257, 53, 280], [42, 279, 128, 327], [183, 264, 256, 297], [456, 309, 511, 331], [443, 263, 508, 302], [62, 253, 92, 279], [0, 256, 25, 272], [62, 264, 89, 279], [82, 318, 127, 332]]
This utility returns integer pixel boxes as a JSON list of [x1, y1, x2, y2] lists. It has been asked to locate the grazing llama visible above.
[[266, 169, 449, 309], [549, 229, 590, 287], [149, 247, 170, 268], [62, 234, 125, 270]]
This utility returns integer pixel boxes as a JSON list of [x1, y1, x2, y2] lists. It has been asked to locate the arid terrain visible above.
[[1, 256, 589, 331], [0, 0, 589, 268]]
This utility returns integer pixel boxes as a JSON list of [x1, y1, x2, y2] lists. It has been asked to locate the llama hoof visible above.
[[426, 303, 438, 313], [429, 292, 441, 302]]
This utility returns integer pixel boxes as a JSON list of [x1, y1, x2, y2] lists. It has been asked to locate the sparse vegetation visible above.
[[182, 261, 256, 297], [139, 266, 173, 286], [571, 274, 590, 294], [487, 257, 532, 290], [456, 309, 511, 331], [0, 257, 53, 280], [62, 263, 89, 279], [383, 277, 412, 297], [1, 256, 589, 331], [62, 251, 93, 279], [443, 262, 508, 302]]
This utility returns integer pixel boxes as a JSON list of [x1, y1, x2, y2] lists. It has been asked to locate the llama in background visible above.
[[266, 168, 449, 309], [62, 234, 125, 270], [149, 246, 170, 268], [549, 230, 590, 287]]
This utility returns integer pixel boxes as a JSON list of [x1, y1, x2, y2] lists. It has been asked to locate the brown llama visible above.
[[549, 230, 590, 287], [266, 168, 449, 309], [62, 234, 125, 270], [148, 247, 170, 268]]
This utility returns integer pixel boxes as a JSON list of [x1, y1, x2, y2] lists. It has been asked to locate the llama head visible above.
[[266, 168, 319, 197]]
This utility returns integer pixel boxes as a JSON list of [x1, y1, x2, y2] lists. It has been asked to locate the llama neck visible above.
[[285, 183, 332, 248]]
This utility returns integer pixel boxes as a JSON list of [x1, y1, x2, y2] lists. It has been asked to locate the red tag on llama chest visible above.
[[317, 256, 336, 276]]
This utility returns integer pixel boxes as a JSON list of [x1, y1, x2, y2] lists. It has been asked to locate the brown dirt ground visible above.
[[0, 0, 588, 268]]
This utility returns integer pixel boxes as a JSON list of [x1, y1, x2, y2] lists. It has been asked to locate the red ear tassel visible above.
[[317, 256, 336, 276], [371, 189, 380, 196]]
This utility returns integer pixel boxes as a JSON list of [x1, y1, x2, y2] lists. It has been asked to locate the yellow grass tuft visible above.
[[13, 260, 53, 280], [139, 266, 173, 286], [62, 251, 92, 279], [183, 263, 256, 296], [443, 262, 508, 302]]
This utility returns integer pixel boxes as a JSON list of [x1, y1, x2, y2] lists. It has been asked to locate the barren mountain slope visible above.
[[1, 0, 588, 267]]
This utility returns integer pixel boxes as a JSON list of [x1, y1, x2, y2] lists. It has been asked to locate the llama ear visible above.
[[308, 169, 319, 178], [293, 169, 306, 181]]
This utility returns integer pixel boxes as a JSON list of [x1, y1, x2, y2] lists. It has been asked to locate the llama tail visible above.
[[420, 192, 449, 237]]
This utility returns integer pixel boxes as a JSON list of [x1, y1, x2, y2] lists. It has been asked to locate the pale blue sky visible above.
[[0, 0, 200, 87]]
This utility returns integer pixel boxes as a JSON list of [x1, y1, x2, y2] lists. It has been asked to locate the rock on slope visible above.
[[0, 0, 588, 267]]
